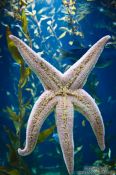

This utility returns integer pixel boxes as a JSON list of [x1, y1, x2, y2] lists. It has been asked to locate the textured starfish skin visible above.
[[9, 35, 110, 174]]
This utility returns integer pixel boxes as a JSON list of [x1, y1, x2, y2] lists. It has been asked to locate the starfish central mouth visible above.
[[54, 87, 75, 97]]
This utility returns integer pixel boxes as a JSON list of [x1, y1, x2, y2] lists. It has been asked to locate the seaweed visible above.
[[1, 31, 56, 172], [1, 2, 57, 174], [0, 24, 32, 174]]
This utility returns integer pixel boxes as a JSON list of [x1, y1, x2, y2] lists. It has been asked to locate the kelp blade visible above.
[[6, 26, 23, 64], [37, 125, 56, 144]]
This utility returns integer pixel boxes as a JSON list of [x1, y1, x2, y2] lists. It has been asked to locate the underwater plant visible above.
[[0, 2, 57, 175], [0, 24, 57, 174]]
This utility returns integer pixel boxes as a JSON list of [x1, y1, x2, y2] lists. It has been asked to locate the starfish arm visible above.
[[71, 89, 105, 151], [55, 96, 74, 174], [63, 35, 111, 90], [9, 35, 63, 90], [18, 91, 57, 156]]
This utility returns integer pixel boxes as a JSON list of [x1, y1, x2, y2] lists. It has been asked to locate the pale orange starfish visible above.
[[10, 35, 110, 174]]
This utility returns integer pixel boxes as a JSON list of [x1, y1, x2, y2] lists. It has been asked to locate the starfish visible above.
[[9, 35, 110, 174]]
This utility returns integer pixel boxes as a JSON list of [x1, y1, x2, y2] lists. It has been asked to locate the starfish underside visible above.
[[10, 34, 110, 174]]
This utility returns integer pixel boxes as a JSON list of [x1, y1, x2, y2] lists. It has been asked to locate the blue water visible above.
[[0, 0, 116, 174]]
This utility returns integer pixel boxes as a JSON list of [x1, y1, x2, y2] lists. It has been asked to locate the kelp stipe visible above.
[[0, 17, 56, 175], [0, 26, 32, 175]]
